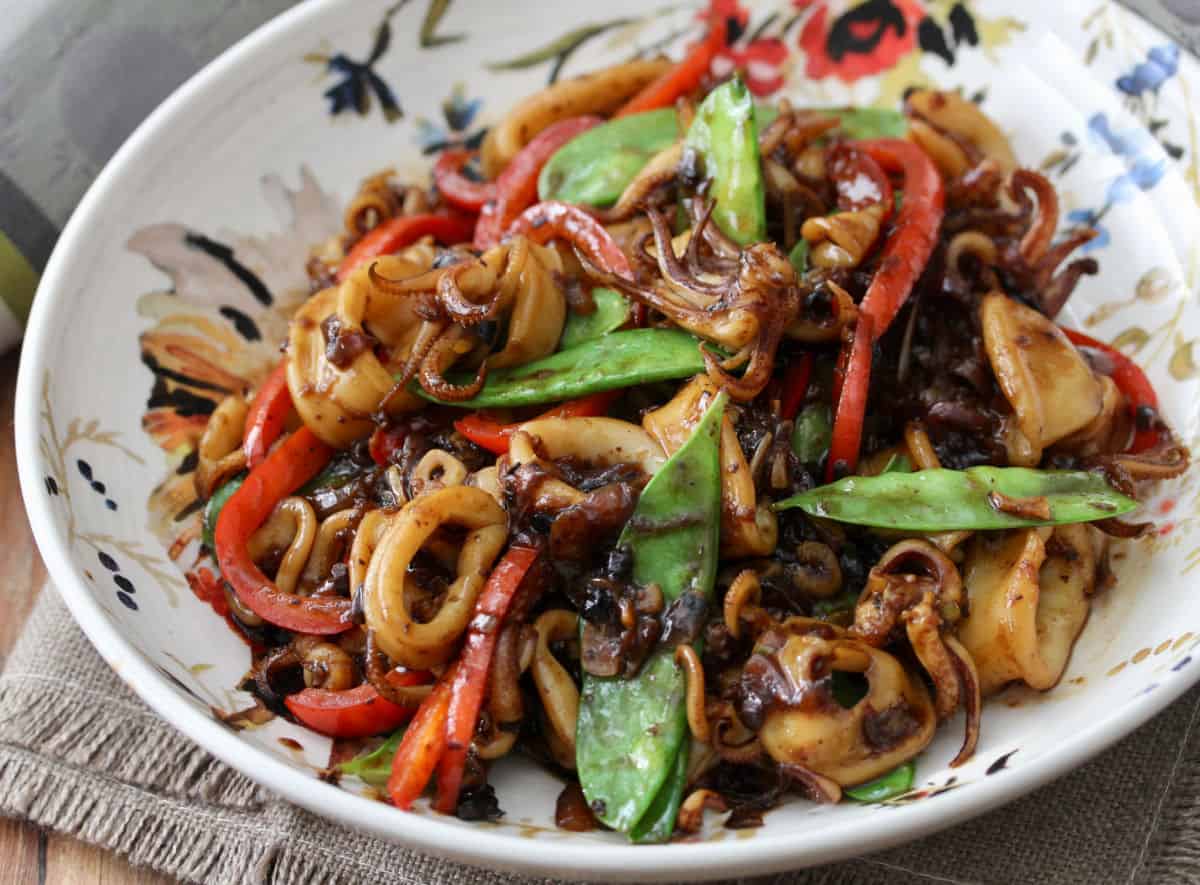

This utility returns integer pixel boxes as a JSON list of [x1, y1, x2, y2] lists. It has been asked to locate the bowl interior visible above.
[[17, 0, 1200, 879]]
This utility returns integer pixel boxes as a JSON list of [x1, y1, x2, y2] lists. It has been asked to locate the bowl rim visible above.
[[14, 1, 1200, 880]]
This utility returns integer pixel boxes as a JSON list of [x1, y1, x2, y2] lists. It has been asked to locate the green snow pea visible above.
[[774, 466, 1137, 532], [417, 328, 706, 408], [844, 761, 916, 802], [878, 452, 913, 474], [629, 749, 688, 844], [683, 76, 765, 245], [788, 239, 809, 276], [537, 104, 779, 210], [558, 288, 631, 350], [791, 403, 831, 464], [576, 391, 725, 840], [338, 728, 406, 786], [538, 109, 679, 207], [202, 474, 244, 552], [828, 106, 908, 140]]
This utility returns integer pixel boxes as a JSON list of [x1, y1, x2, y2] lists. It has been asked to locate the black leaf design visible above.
[[918, 17, 954, 66], [219, 306, 262, 342], [366, 70, 403, 123], [949, 3, 978, 47]]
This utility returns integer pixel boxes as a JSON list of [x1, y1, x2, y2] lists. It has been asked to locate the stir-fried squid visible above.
[[187, 45, 1188, 842]]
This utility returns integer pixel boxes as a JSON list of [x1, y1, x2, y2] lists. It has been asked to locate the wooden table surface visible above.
[[0, 349, 172, 884]]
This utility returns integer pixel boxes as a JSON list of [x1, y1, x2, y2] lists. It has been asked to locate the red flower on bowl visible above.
[[796, 0, 925, 83], [703, 0, 789, 97], [714, 37, 790, 96]]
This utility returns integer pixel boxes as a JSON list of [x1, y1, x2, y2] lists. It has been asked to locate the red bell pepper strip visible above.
[[186, 566, 229, 618], [616, 17, 727, 117], [1062, 328, 1163, 453], [388, 666, 456, 809], [433, 149, 497, 212], [505, 201, 634, 279], [472, 201, 502, 251], [454, 391, 622, 455], [473, 116, 604, 249], [853, 139, 944, 336], [337, 212, 476, 282], [827, 314, 874, 481], [780, 353, 814, 421], [243, 360, 292, 470], [452, 414, 511, 456], [285, 670, 431, 739], [186, 565, 263, 651], [435, 546, 540, 813], [827, 139, 943, 478], [214, 427, 353, 634], [828, 144, 894, 215], [368, 424, 408, 466]]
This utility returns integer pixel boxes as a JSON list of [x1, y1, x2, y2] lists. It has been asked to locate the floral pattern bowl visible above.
[[15, 0, 1200, 880]]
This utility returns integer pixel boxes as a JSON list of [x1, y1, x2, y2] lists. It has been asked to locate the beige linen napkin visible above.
[[2, 587, 1200, 885]]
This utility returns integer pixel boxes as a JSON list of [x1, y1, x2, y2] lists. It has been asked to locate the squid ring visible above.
[[348, 509, 395, 600], [363, 486, 507, 667], [246, 497, 317, 596], [508, 417, 666, 512], [513, 417, 666, 473], [531, 610, 581, 760], [758, 635, 936, 786], [195, 394, 249, 499], [408, 449, 469, 500], [300, 508, 361, 591], [478, 623, 532, 761]]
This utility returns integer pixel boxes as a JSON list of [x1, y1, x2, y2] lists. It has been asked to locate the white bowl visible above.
[[16, 0, 1200, 880]]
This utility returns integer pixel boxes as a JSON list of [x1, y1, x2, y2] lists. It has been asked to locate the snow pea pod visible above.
[[844, 760, 915, 802], [576, 391, 725, 840], [774, 466, 1137, 532], [538, 108, 679, 207], [791, 402, 831, 464], [538, 104, 781, 210], [629, 748, 687, 844], [788, 239, 809, 275], [829, 106, 907, 140], [202, 474, 244, 552], [683, 76, 765, 245], [416, 328, 705, 408], [558, 288, 630, 350]]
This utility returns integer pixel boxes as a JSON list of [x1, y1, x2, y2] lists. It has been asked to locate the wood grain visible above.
[[43, 834, 174, 885], [0, 349, 174, 883], [0, 816, 41, 884]]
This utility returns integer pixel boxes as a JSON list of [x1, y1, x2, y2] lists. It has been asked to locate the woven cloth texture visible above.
[[3, 588, 1200, 884]]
